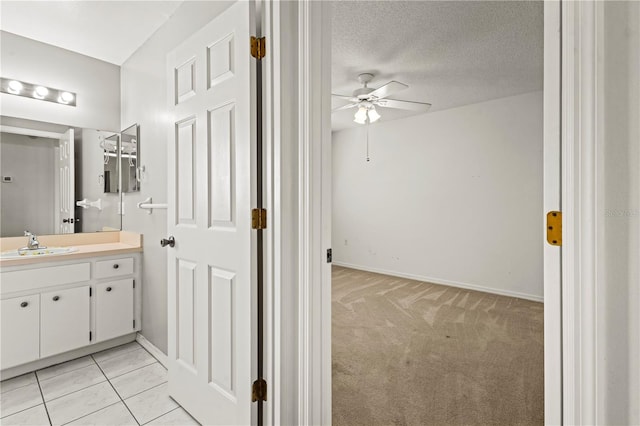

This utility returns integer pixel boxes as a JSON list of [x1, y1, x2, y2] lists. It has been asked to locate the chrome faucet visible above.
[[24, 231, 40, 250]]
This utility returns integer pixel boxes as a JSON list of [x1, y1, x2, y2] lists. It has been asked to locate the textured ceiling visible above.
[[0, 1, 182, 65], [332, 0, 543, 131]]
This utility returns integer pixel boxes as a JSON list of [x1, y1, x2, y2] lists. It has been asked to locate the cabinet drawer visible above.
[[1, 295, 40, 369], [95, 258, 134, 279], [1, 263, 90, 294]]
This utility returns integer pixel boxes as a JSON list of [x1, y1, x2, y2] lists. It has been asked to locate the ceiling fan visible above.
[[332, 73, 431, 124]]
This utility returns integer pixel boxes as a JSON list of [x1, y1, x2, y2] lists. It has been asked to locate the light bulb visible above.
[[354, 107, 368, 124], [33, 86, 49, 99], [58, 91, 74, 104], [368, 107, 381, 123], [8, 80, 23, 94]]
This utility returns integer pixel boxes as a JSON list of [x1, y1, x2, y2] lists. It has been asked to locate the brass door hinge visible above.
[[252, 378, 267, 402], [250, 36, 266, 59], [252, 208, 267, 230], [546, 211, 562, 246]]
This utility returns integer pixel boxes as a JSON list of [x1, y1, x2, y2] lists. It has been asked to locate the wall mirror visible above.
[[120, 123, 139, 193], [0, 115, 122, 237], [102, 132, 119, 193]]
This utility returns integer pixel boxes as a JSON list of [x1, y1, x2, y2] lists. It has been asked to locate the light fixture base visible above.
[[357, 73, 374, 86]]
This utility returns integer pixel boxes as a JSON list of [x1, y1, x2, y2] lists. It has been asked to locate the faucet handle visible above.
[[24, 230, 32, 237]]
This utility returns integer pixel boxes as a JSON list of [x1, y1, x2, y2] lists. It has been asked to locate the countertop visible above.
[[0, 231, 143, 268]]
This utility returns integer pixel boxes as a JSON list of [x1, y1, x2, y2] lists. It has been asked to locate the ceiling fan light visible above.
[[368, 107, 381, 123], [354, 107, 368, 124]]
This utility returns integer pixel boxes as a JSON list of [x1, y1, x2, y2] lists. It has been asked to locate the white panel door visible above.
[[58, 128, 75, 233], [166, 2, 255, 425]]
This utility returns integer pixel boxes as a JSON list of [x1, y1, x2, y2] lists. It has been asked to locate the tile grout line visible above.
[[119, 380, 167, 403], [0, 399, 43, 421], [34, 371, 53, 426], [116, 377, 168, 401], [91, 354, 140, 426], [39, 362, 100, 386], [0, 377, 36, 396], [44, 380, 114, 425], [140, 406, 182, 426], [58, 401, 122, 426], [40, 377, 108, 404], [104, 358, 159, 381], [93, 348, 146, 367], [36, 357, 97, 383]]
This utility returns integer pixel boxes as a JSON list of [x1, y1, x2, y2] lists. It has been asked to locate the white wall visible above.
[[0, 132, 56, 237], [598, 2, 640, 423], [0, 31, 120, 132], [120, 1, 233, 354], [332, 91, 543, 301]]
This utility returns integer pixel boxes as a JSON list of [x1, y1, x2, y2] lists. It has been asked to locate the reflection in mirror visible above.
[[0, 116, 122, 237], [101, 133, 120, 193], [121, 124, 139, 193]]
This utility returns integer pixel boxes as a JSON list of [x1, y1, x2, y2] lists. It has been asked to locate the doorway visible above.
[[329, 2, 546, 424]]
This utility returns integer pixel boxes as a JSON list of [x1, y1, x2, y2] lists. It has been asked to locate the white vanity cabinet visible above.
[[0, 253, 141, 373]]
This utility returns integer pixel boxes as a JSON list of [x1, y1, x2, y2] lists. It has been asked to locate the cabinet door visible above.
[[95, 279, 134, 342], [41, 286, 90, 358], [1, 295, 40, 369]]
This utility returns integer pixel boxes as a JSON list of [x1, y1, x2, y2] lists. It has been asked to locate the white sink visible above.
[[0, 247, 78, 260]]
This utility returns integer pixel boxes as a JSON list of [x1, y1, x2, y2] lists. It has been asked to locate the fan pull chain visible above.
[[366, 124, 370, 162]]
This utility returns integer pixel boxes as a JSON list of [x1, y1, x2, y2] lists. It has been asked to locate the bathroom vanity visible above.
[[0, 232, 142, 379]]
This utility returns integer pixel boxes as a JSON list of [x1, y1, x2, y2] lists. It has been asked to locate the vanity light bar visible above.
[[0, 77, 76, 107]]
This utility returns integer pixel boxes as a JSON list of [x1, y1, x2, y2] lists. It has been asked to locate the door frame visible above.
[[266, 0, 605, 424], [262, 1, 332, 424]]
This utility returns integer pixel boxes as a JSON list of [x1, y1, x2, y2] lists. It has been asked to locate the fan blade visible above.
[[367, 81, 408, 100], [332, 103, 358, 113], [375, 98, 432, 112], [332, 94, 353, 100]]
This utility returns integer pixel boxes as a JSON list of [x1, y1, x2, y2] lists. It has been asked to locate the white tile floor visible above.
[[0, 342, 199, 426]]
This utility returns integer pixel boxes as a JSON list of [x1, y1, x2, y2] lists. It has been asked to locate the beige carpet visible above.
[[332, 266, 544, 426]]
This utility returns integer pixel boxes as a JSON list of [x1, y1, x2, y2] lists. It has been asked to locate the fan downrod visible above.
[[354, 73, 375, 99]]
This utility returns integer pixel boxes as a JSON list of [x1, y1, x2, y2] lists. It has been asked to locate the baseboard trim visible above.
[[332, 261, 544, 303], [136, 333, 168, 368]]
